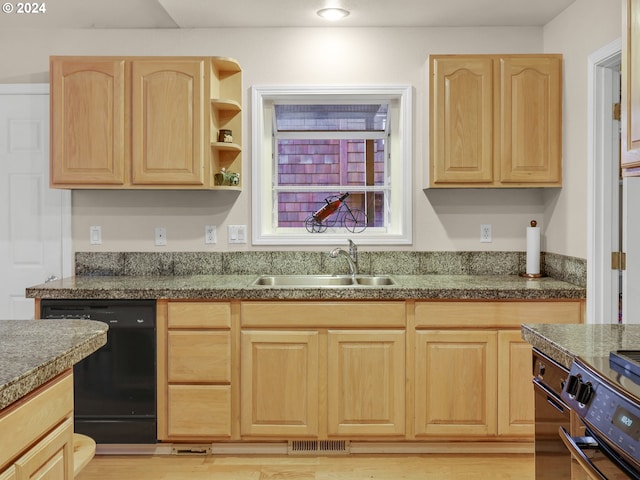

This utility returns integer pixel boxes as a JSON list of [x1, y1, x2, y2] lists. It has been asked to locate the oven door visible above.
[[533, 378, 572, 479], [560, 425, 640, 480]]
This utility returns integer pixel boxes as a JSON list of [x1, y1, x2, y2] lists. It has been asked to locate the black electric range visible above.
[[561, 350, 640, 478]]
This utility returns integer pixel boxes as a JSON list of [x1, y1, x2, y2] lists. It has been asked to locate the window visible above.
[[251, 85, 412, 245]]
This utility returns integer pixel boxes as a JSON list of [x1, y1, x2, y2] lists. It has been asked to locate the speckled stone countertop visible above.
[[25, 274, 585, 301], [0, 320, 107, 411], [521, 324, 640, 369]]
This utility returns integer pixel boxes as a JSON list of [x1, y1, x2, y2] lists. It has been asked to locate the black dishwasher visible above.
[[41, 299, 157, 444]]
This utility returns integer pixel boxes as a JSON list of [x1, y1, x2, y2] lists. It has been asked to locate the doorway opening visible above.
[[588, 39, 621, 324]]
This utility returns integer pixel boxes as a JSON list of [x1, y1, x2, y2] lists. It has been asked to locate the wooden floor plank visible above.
[[76, 454, 534, 479]]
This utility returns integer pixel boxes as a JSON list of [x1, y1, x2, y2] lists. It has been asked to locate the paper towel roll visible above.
[[526, 221, 540, 275]]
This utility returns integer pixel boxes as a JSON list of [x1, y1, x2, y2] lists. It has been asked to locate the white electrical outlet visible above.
[[228, 225, 247, 244], [480, 224, 492, 243], [205, 225, 217, 244], [89, 226, 102, 245], [155, 227, 167, 246]]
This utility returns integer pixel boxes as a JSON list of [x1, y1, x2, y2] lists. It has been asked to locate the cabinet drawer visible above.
[[168, 302, 231, 328], [415, 301, 583, 328], [0, 372, 73, 471], [168, 331, 230, 383], [167, 385, 231, 437], [0, 466, 15, 480], [14, 417, 74, 480], [241, 301, 405, 328]]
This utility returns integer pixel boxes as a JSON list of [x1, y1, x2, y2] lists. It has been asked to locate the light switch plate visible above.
[[90, 226, 102, 245], [228, 225, 247, 244]]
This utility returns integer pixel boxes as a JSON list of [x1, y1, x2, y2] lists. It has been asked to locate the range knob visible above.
[[565, 374, 580, 396], [576, 382, 593, 405]]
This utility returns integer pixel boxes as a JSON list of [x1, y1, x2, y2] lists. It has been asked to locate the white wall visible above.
[[542, 0, 622, 258], [0, 13, 619, 253]]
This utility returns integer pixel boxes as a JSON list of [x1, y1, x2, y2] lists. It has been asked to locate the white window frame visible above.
[[251, 85, 412, 245]]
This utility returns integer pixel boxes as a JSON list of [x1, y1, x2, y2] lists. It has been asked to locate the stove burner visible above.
[[610, 350, 640, 385]]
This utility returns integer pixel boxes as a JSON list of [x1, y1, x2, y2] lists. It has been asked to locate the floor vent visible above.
[[288, 440, 350, 455], [171, 445, 211, 455]]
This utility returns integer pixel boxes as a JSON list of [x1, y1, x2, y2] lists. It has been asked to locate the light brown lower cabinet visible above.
[[240, 329, 406, 439], [0, 372, 74, 480], [239, 301, 406, 439], [157, 299, 582, 444], [240, 330, 320, 437], [497, 330, 535, 437], [13, 418, 74, 480], [157, 300, 234, 441], [414, 300, 583, 440], [415, 329, 498, 437], [326, 330, 405, 436]]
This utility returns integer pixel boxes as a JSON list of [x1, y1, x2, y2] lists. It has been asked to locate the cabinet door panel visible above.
[[14, 418, 73, 480], [241, 331, 318, 437], [167, 385, 230, 437], [415, 330, 497, 437], [0, 373, 73, 471], [131, 59, 206, 185], [50, 58, 126, 185], [327, 330, 405, 436], [498, 330, 534, 436], [499, 56, 562, 184], [431, 56, 494, 184]]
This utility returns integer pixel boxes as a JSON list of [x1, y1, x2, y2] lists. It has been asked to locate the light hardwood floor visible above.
[[77, 454, 534, 479]]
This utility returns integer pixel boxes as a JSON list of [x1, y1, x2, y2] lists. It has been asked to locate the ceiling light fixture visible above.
[[317, 7, 350, 21]]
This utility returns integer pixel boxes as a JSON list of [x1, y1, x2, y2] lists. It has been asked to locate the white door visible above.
[[588, 40, 621, 325], [0, 85, 71, 320], [587, 39, 640, 325]]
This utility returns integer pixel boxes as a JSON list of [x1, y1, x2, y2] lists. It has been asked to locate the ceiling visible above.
[[0, 0, 576, 29]]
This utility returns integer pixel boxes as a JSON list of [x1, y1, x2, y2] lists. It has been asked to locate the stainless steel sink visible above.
[[251, 275, 396, 287], [354, 276, 395, 286]]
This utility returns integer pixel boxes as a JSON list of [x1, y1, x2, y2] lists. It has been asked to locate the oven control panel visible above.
[[562, 360, 640, 464]]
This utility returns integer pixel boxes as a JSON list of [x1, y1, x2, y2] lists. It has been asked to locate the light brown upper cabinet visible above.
[[622, 0, 640, 174], [50, 58, 127, 186], [50, 56, 242, 190], [428, 54, 562, 188]]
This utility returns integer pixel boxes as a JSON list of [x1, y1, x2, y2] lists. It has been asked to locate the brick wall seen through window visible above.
[[276, 138, 385, 228]]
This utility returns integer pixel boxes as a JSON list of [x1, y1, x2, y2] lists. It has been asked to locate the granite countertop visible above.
[[25, 274, 585, 301], [521, 323, 640, 369], [0, 319, 108, 410]]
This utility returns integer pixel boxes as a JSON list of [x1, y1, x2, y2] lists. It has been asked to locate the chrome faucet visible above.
[[329, 239, 358, 277]]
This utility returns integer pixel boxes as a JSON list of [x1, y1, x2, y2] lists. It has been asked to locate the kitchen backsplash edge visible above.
[[74, 251, 586, 287]]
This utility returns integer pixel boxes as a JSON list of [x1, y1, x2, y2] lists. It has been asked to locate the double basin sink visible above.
[[252, 275, 396, 287]]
